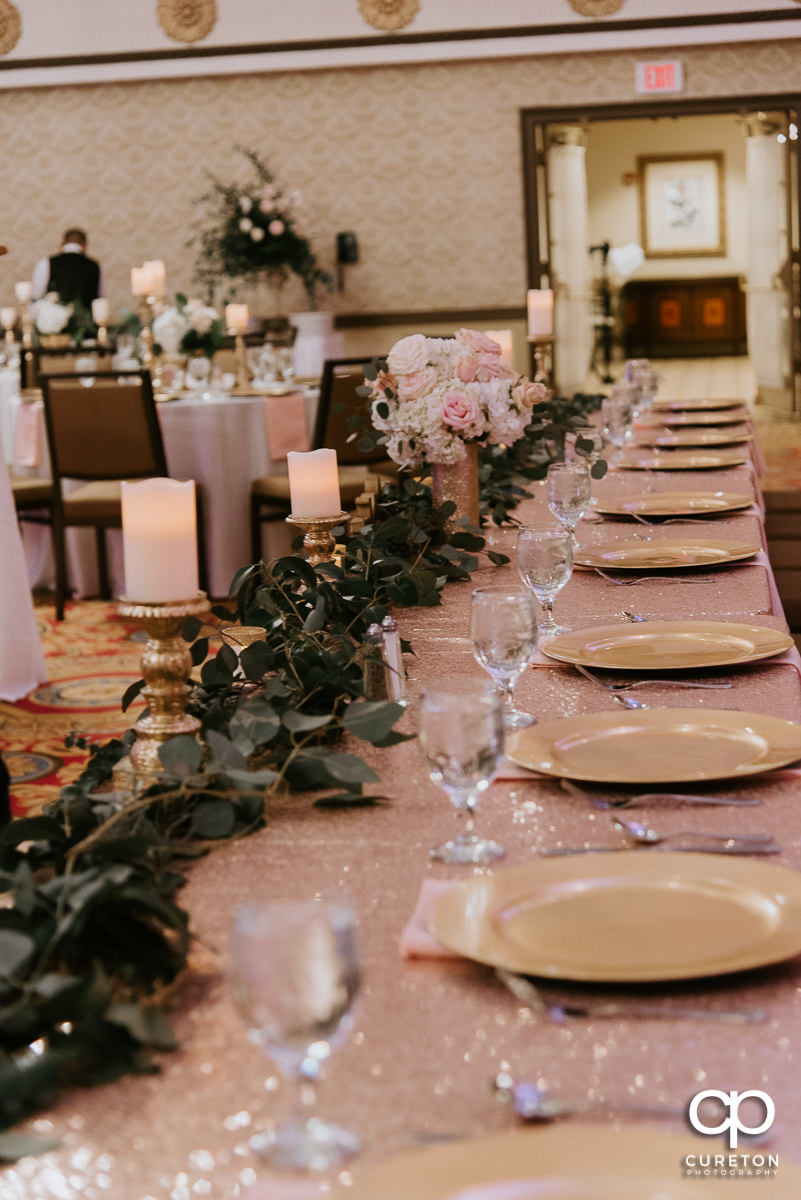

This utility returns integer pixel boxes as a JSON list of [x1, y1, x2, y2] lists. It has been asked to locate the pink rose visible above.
[[455, 328, 502, 355], [476, 354, 516, 382], [268, 219, 285, 236], [513, 379, 549, 409], [387, 333, 428, 376], [455, 353, 480, 383], [397, 365, 438, 400], [441, 389, 481, 430]]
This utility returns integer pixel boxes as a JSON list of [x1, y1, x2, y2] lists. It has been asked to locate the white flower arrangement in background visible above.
[[366, 329, 549, 469], [32, 293, 72, 336], [152, 294, 223, 358]]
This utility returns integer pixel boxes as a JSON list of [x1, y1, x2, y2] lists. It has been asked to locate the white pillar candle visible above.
[[1, 306, 16, 327], [287, 448, 342, 517], [143, 259, 166, 296], [131, 266, 149, 296], [121, 478, 199, 602], [527, 288, 554, 337], [225, 302, 249, 332], [483, 328, 514, 366], [14, 281, 31, 303], [91, 297, 110, 324]]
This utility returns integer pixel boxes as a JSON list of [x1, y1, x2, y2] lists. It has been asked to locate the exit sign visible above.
[[635, 60, 684, 95]]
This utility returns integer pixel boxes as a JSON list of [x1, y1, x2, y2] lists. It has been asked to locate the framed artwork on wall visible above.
[[637, 152, 726, 258]]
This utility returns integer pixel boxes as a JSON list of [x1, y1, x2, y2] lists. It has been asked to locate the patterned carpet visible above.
[[1, 602, 146, 817]]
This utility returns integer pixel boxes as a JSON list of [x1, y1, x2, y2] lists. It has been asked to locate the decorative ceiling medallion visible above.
[[568, 0, 624, 15], [0, 0, 21, 57], [357, 0, 420, 33], [157, 0, 217, 44]]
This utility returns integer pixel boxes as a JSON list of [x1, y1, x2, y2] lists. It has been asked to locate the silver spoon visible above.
[[494, 1073, 684, 1122], [612, 694, 648, 710], [495, 968, 765, 1025], [620, 610, 647, 622], [574, 662, 733, 691], [612, 815, 778, 852], [559, 778, 760, 809]]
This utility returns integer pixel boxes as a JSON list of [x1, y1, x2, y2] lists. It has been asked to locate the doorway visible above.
[[521, 95, 801, 414]]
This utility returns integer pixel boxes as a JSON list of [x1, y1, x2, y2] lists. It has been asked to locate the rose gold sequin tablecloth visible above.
[[5, 446, 801, 1198]]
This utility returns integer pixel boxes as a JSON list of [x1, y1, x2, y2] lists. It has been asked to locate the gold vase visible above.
[[431, 441, 480, 535]]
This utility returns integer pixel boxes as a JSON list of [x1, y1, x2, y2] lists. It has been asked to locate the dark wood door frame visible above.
[[520, 94, 801, 407]]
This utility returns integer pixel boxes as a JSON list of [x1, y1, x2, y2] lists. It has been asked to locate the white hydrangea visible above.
[[33, 293, 71, 335], [152, 305, 190, 357]]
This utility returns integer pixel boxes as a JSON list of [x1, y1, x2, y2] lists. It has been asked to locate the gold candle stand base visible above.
[[286, 511, 348, 566], [527, 335, 555, 386], [118, 591, 209, 783], [231, 329, 250, 391]]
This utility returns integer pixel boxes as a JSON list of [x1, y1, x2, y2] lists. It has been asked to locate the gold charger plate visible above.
[[338, 1125, 801, 1199], [617, 450, 749, 470], [542, 620, 792, 670], [505, 708, 801, 784], [592, 490, 754, 517], [427, 854, 801, 982], [651, 395, 745, 411], [574, 537, 759, 569], [633, 428, 752, 448], [637, 407, 749, 427]]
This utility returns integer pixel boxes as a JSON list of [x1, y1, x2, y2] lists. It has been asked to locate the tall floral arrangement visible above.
[[192, 148, 333, 309], [365, 329, 549, 469]]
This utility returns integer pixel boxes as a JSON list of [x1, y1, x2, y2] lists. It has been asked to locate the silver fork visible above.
[[559, 778, 760, 809], [496, 968, 765, 1024], [593, 567, 714, 586], [574, 662, 733, 691], [612, 815, 779, 853]]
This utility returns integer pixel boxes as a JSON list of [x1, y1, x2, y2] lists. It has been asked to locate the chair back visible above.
[[40, 370, 167, 482], [313, 357, 388, 466]]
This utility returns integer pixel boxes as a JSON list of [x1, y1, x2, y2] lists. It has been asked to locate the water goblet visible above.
[[229, 898, 361, 1172], [517, 524, 574, 640], [546, 461, 592, 537], [419, 687, 505, 864], [185, 354, 212, 395], [276, 345, 296, 383], [601, 395, 634, 464], [470, 585, 538, 730]]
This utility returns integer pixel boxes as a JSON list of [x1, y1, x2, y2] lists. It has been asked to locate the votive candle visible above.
[[14, 281, 31, 303], [131, 266, 149, 296], [225, 303, 249, 332], [527, 289, 554, 338], [1, 306, 16, 328], [287, 449, 342, 517], [92, 297, 110, 324], [144, 259, 166, 296], [121, 478, 199, 602]]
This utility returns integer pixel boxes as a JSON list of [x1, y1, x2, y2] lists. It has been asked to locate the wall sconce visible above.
[[336, 231, 359, 291]]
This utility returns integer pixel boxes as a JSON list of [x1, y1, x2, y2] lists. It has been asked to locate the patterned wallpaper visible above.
[[2, 38, 800, 321]]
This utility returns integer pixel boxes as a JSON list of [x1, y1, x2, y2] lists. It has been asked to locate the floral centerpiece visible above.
[[32, 293, 72, 337], [192, 148, 333, 309], [367, 329, 548, 468], [152, 294, 224, 358]]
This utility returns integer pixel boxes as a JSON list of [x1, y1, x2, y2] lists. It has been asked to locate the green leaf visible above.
[[313, 792, 385, 808], [190, 798, 238, 838], [121, 678, 146, 713], [323, 754, 380, 786], [240, 641, 273, 680], [342, 700, 405, 744], [487, 550, 511, 565], [106, 1001, 178, 1051], [0, 929, 35, 979], [182, 615, 204, 641], [0, 1130, 61, 1161], [591, 460, 608, 479], [303, 594, 327, 633], [158, 736, 203, 774], [190, 637, 210, 667], [206, 729, 249, 771], [283, 710, 332, 734], [449, 531, 485, 552]]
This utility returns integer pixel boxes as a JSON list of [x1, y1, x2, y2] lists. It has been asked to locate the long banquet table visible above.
[[4, 406, 801, 1197]]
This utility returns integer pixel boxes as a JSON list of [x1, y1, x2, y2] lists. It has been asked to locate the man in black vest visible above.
[[31, 228, 103, 308]]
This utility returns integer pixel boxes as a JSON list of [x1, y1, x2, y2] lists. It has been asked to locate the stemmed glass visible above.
[[470, 586, 538, 730], [419, 687, 505, 864], [229, 899, 361, 1172], [517, 524, 574, 640], [566, 426, 604, 506], [601, 395, 634, 464], [546, 461, 592, 538]]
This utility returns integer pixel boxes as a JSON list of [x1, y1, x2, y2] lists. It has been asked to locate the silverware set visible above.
[[594, 567, 713, 585]]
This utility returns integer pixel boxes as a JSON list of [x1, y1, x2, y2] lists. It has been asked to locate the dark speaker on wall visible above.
[[336, 231, 359, 264]]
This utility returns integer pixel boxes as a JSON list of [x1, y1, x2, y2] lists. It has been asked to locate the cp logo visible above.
[[689, 1089, 775, 1149]]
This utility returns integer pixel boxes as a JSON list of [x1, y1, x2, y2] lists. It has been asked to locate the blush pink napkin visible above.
[[263, 392, 309, 460], [15, 400, 42, 468], [399, 878, 460, 959]]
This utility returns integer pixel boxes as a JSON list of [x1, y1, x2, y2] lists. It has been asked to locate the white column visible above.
[[547, 128, 594, 396], [745, 120, 788, 394]]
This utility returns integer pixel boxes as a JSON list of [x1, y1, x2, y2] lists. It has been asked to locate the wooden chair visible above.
[[249, 356, 392, 562], [40, 370, 206, 619]]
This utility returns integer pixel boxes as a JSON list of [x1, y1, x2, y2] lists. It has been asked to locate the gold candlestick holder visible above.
[[20, 300, 34, 388], [230, 328, 251, 392], [527, 335, 555, 386], [96, 322, 109, 349], [137, 295, 159, 368], [118, 591, 208, 783], [286, 511, 348, 567]]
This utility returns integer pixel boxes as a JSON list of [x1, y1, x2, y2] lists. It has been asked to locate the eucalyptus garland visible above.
[[0, 393, 602, 1156]]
